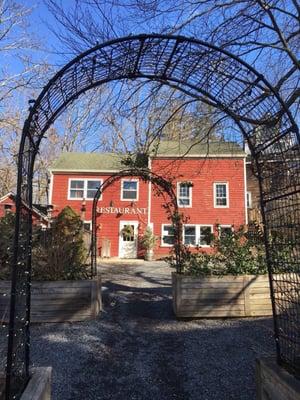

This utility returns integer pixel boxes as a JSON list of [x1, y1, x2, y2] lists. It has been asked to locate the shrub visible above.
[[140, 227, 158, 250], [168, 224, 268, 276], [0, 207, 89, 281], [32, 206, 89, 280]]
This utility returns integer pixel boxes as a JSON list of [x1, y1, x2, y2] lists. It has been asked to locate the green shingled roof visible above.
[[50, 141, 245, 172], [50, 152, 124, 171], [151, 140, 245, 156]]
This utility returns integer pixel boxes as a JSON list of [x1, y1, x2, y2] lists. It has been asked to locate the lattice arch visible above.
[[6, 34, 300, 399], [91, 168, 182, 276]]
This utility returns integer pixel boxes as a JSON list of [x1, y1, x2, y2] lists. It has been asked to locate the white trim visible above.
[[177, 181, 192, 208], [120, 179, 139, 201], [183, 224, 213, 247], [67, 178, 103, 201], [161, 224, 175, 247], [244, 158, 248, 225], [213, 182, 229, 208], [83, 220, 92, 231]]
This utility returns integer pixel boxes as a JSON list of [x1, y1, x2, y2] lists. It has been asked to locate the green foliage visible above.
[[140, 227, 158, 250], [0, 207, 89, 281], [168, 224, 268, 276], [32, 206, 89, 280]]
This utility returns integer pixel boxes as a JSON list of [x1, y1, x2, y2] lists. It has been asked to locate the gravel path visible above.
[[3, 261, 276, 399]]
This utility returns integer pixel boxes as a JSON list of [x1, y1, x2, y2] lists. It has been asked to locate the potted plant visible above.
[[140, 227, 158, 261]]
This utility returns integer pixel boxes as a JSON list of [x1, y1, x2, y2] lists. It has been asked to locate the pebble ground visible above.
[[3, 261, 276, 399]]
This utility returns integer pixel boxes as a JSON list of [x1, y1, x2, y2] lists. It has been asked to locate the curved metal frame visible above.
[[5, 33, 300, 399], [91, 168, 182, 276]]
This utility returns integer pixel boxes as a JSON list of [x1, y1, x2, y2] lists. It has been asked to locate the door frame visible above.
[[118, 220, 139, 258]]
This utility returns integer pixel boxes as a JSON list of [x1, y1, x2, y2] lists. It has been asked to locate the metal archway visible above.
[[6, 34, 300, 399], [90, 168, 182, 277]]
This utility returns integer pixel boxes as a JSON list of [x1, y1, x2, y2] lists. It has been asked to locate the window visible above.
[[68, 179, 102, 200], [162, 225, 175, 245], [183, 225, 213, 247], [121, 180, 138, 200], [178, 182, 192, 207], [247, 192, 252, 208], [83, 221, 91, 231], [199, 226, 213, 246], [87, 180, 101, 199], [219, 225, 233, 238], [69, 180, 84, 199], [214, 183, 228, 207], [184, 226, 196, 245]]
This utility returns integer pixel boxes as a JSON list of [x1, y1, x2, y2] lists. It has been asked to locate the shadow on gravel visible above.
[[30, 312, 274, 400]]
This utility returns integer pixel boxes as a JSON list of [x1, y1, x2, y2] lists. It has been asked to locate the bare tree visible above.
[[45, 0, 300, 118]]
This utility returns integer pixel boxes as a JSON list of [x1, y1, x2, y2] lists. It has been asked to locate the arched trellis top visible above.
[[90, 167, 183, 276], [6, 33, 300, 400], [24, 34, 298, 161]]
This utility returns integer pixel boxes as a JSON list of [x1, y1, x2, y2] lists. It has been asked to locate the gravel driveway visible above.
[[5, 261, 276, 399]]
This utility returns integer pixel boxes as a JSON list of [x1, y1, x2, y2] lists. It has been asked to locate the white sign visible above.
[[97, 206, 147, 215]]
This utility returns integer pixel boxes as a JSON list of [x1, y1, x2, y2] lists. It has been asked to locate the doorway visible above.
[[119, 221, 139, 258]]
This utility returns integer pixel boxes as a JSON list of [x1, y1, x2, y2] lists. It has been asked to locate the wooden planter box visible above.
[[0, 278, 101, 323], [0, 367, 52, 400], [172, 273, 273, 318], [256, 357, 300, 400]]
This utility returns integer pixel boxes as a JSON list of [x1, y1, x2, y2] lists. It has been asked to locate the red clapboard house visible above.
[[48, 141, 247, 259], [0, 192, 49, 227]]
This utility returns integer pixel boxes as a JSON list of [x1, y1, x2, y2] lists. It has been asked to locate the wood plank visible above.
[[176, 309, 246, 317], [179, 276, 245, 283], [180, 290, 244, 299]]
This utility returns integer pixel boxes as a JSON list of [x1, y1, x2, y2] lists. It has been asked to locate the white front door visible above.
[[119, 221, 139, 258]]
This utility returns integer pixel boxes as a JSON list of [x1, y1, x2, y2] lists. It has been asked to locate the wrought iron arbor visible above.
[[90, 168, 182, 277], [5, 34, 300, 399]]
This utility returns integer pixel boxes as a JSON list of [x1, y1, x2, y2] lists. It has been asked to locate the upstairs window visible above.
[[121, 180, 138, 200], [178, 182, 192, 207], [87, 180, 102, 199], [214, 183, 228, 207], [69, 180, 84, 199], [68, 179, 102, 200]]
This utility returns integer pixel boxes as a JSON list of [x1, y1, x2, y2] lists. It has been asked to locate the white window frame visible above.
[[246, 191, 252, 208], [198, 225, 214, 247], [177, 181, 192, 208], [218, 224, 233, 238], [214, 182, 229, 208], [121, 179, 139, 201], [68, 178, 103, 201], [183, 224, 213, 247], [161, 224, 175, 247], [83, 220, 92, 231], [183, 224, 197, 246], [86, 179, 103, 200]]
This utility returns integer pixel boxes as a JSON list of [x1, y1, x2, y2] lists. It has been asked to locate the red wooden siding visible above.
[[50, 157, 246, 258]]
